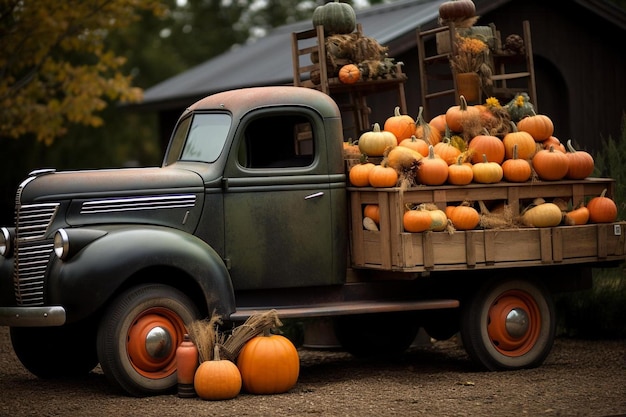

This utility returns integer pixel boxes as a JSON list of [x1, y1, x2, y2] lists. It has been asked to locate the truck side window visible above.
[[241, 115, 314, 168]]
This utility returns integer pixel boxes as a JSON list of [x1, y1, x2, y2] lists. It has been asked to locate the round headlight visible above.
[[0, 227, 12, 257], [53, 229, 70, 260]]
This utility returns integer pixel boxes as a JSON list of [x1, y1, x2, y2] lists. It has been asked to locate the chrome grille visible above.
[[13, 203, 59, 306]]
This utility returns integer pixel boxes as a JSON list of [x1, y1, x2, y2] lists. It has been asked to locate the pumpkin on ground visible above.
[[312, 0, 356, 35], [384, 106, 416, 143], [194, 346, 242, 401], [338, 64, 361, 84], [237, 332, 300, 395], [587, 189, 618, 223]]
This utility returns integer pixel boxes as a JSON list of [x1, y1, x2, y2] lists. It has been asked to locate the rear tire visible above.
[[97, 284, 201, 397], [460, 278, 555, 371]]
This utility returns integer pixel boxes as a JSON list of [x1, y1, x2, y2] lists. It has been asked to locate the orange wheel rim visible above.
[[126, 307, 186, 378], [487, 290, 541, 357]]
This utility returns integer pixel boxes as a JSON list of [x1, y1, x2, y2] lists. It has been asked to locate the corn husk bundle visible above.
[[187, 309, 283, 363]]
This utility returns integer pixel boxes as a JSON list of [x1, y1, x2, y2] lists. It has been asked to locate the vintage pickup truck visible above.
[[0, 86, 624, 396]]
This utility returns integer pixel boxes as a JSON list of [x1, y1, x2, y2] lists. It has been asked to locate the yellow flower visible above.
[[450, 34, 489, 73], [485, 97, 500, 108]]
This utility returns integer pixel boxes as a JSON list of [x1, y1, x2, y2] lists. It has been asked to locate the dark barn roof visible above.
[[139, 0, 626, 154]]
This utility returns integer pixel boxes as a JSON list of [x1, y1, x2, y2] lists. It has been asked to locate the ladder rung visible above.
[[492, 72, 531, 81], [425, 89, 456, 99]]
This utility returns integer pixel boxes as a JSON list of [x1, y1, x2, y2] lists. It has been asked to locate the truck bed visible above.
[[349, 177, 626, 272]]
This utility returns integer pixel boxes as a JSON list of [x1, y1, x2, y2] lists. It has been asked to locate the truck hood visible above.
[[19, 166, 204, 203]]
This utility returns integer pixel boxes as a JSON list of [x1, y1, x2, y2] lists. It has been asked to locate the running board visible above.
[[229, 299, 459, 321]]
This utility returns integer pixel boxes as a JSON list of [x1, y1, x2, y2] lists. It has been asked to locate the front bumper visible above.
[[0, 306, 66, 327]]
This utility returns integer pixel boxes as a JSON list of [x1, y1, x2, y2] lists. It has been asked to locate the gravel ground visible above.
[[1, 326, 625, 417]]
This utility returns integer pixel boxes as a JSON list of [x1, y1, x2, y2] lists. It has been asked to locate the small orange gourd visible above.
[[384, 106, 416, 143], [237, 331, 300, 395], [338, 64, 361, 84], [565, 203, 590, 225], [587, 189, 618, 223]]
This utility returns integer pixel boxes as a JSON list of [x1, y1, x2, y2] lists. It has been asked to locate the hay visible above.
[[478, 200, 519, 229], [220, 309, 283, 361], [187, 313, 223, 363]]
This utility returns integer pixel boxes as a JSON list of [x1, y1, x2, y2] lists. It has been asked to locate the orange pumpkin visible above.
[[428, 113, 447, 136], [364, 204, 380, 224], [399, 135, 429, 157], [416, 145, 449, 185], [403, 208, 432, 232], [565, 139, 595, 180], [565, 204, 590, 225], [237, 333, 300, 395], [348, 162, 375, 187], [502, 144, 532, 182], [384, 106, 416, 143], [447, 155, 473, 185], [385, 145, 422, 173], [532, 145, 569, 181], [542, 135, 565, 153], [368, 162, 398, 188], [434, 137, 462, 165], [415, 106, 442, 145], [445, 95, 480, 133], [194, 346, 242, 400], [587, 189, 618, 223], [517, 113, 554, 141], [503, 122, 536, 160], [448, 204, 480, 230], [468, 131, 505, 164], [338, 64, 361, 84]]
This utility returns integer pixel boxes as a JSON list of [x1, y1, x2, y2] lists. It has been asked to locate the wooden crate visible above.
[[349, 178, 625, 272]]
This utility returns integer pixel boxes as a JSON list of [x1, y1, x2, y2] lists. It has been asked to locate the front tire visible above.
[[97, 284, 201, 397], [460, 278, 555, 371]]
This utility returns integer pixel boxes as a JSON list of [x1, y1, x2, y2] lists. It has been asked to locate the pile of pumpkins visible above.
[[346, 95, 618, 231]]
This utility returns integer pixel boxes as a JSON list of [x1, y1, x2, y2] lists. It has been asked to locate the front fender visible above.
[[48, 225, 235, 323]]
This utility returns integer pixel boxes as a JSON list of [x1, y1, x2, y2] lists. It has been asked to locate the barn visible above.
[[137, 0, 626, 154]]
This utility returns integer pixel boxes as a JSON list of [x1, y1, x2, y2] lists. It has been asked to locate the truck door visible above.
[[222, 109, 346, 290]]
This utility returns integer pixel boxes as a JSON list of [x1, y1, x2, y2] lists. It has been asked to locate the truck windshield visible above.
[[178, 113, 232, 163]]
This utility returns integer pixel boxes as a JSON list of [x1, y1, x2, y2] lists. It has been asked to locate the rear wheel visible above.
[[97, 284, 201, 397], [460, 278, 555, 370], [333, 311, 420, 357], [10, 320, 99, 378]]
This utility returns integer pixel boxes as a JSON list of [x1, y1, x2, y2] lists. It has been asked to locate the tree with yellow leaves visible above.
[[0, 0, 167, 144]]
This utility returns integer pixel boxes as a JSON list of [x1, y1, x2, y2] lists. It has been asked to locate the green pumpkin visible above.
[[505, 93, 536, 123], [312, 0, 356, 35]]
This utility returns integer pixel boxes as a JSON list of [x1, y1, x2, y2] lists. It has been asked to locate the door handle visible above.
[[304, 192, 324, 200]]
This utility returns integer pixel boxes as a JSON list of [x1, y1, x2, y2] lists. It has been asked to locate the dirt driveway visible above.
[[0, 326, 625, 417]]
